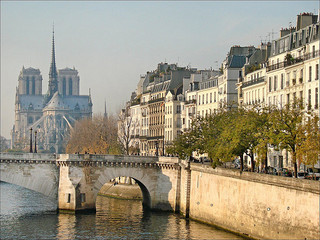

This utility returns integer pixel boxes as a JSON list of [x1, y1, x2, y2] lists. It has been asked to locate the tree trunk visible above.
[[264, 155, 268, 174], [251, 153, 255, 172], [240, 154, 244, 172], [264, 144, 268, 174], [126, 142, 129, 155], [293, 153, 297, 178]]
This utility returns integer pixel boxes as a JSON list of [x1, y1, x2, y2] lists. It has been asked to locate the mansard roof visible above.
[[228, 55, 247, 68]]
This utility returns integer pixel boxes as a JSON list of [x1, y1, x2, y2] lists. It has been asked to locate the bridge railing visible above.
[[0, 152, 56, 162], [1, 152, 180, 165]]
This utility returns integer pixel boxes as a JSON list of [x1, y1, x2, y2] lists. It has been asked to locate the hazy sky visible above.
[[1, 1, 319, 139]]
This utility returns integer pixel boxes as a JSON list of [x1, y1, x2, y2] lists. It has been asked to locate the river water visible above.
[[0, 182, 243, 239]]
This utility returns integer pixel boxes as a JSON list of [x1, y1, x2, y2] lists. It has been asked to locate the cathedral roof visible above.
[[18, 95, 44, 110], [43, 92, 91, 111]]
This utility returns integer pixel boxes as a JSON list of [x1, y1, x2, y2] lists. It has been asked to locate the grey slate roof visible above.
[[19, 92, 90, 111], [43, 92, 90, 111], [228, 55, 247, 68], [18, 95, 44, 110]]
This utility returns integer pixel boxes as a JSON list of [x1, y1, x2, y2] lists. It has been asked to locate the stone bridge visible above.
[[0, 152, 185, 212], [2, 152, 318, 239]]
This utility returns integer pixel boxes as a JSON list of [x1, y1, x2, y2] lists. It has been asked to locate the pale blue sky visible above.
[[1, 1, 319, 138]]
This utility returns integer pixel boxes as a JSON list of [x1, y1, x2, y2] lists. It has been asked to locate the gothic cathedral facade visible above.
[[11, 30, 93, 153]]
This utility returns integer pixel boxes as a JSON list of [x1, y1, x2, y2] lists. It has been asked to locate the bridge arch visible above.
[[92, 166, 161, 209], [0, 153, 58, 199]]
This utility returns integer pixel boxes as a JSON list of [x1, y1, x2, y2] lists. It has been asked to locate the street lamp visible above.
[[29, 128, 33, 153], [34, 131, 37, 153]]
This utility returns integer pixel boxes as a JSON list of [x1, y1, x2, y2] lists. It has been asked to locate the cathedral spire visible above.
[[48, 25, 58, 98]]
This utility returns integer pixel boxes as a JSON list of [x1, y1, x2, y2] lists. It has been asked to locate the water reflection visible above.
[[57, 214, 76, 240], [1, 182, 243, 239]]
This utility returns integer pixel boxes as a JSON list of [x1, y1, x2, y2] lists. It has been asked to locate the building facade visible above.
[[238, 12, 320, 169], [120, 12, 320, 167], [11, 31, 93, 153]]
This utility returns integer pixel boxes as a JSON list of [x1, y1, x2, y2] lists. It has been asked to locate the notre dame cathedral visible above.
[[11, 30, 93, 153]]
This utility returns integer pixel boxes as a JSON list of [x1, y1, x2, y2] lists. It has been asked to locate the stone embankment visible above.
[[98, 182, 142, 200]]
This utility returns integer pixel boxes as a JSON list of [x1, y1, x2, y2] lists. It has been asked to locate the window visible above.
[[199, 95, 201, 105], [309, 66, 312, 82], [300, 69, 303, 83], [32, 76, 35, 95], [279, 156, 283, 168], [281, 74, 284, 89], [62, 77, 66, 96], [176, 105, 181, 114], [287, 94, 290, 104], [313, 45, 316, 57], [274, 76, 277, 91], [69, 78, 73, 95], [80, 193, 86, 203], [315, 88, 319, 109], [210, 93, 212, 103], [316, 64, 319, 80], [308, 89, 312, 110], [269, 77, 272, 92], [214, 92, 216, 102], [67, 193, 71, 203], [206, 93, 208, 104], [26, 77, 30, 95]]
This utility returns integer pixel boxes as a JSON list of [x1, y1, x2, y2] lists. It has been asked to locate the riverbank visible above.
[[98, 182, 142, 200]]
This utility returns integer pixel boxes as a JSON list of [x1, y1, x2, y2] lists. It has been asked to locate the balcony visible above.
[[147, 136, 164, 140], [266, 50, 320, 72], [242, 77, 265, 89], [139, 135, 148, 140], [185, 99, 196, 105], [148, 97, 165, 104]]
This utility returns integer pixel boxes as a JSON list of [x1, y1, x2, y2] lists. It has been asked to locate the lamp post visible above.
[[29, 128, 33, 153], [34, 131, 37, 153]]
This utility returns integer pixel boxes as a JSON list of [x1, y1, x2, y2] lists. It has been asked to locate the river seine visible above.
[[0, 182, 243, 239]]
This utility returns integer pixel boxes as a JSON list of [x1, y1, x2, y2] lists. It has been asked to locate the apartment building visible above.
[[238, 12, 320, 170]]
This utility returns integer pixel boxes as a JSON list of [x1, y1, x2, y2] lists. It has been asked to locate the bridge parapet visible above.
[[0, 152, 56, 164], [56, 154, 180, 170]]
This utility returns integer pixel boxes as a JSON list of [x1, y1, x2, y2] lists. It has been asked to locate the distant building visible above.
[[11, 30, 93, 153]]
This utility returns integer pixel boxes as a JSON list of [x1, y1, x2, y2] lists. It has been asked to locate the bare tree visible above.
[[66, 114, 121, 154], [117, 106, 137, 155]]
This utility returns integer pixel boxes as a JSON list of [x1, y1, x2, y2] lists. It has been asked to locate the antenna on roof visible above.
[[268, 29, 277, 41]]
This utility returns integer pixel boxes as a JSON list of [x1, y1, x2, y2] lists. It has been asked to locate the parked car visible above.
[[267, 167, 277, 175], [305, 174, 320, 181], [280, 168, 293, 177], [307, 168, 320, 177], [295, 172, 307, 179]]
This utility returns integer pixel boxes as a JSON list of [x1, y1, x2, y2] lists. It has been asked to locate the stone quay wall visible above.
[[179, 162, 320, 240]]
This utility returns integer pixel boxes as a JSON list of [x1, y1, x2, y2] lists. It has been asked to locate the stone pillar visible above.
[[58, 163, 96, 212], [179, 160, 191, 217]]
